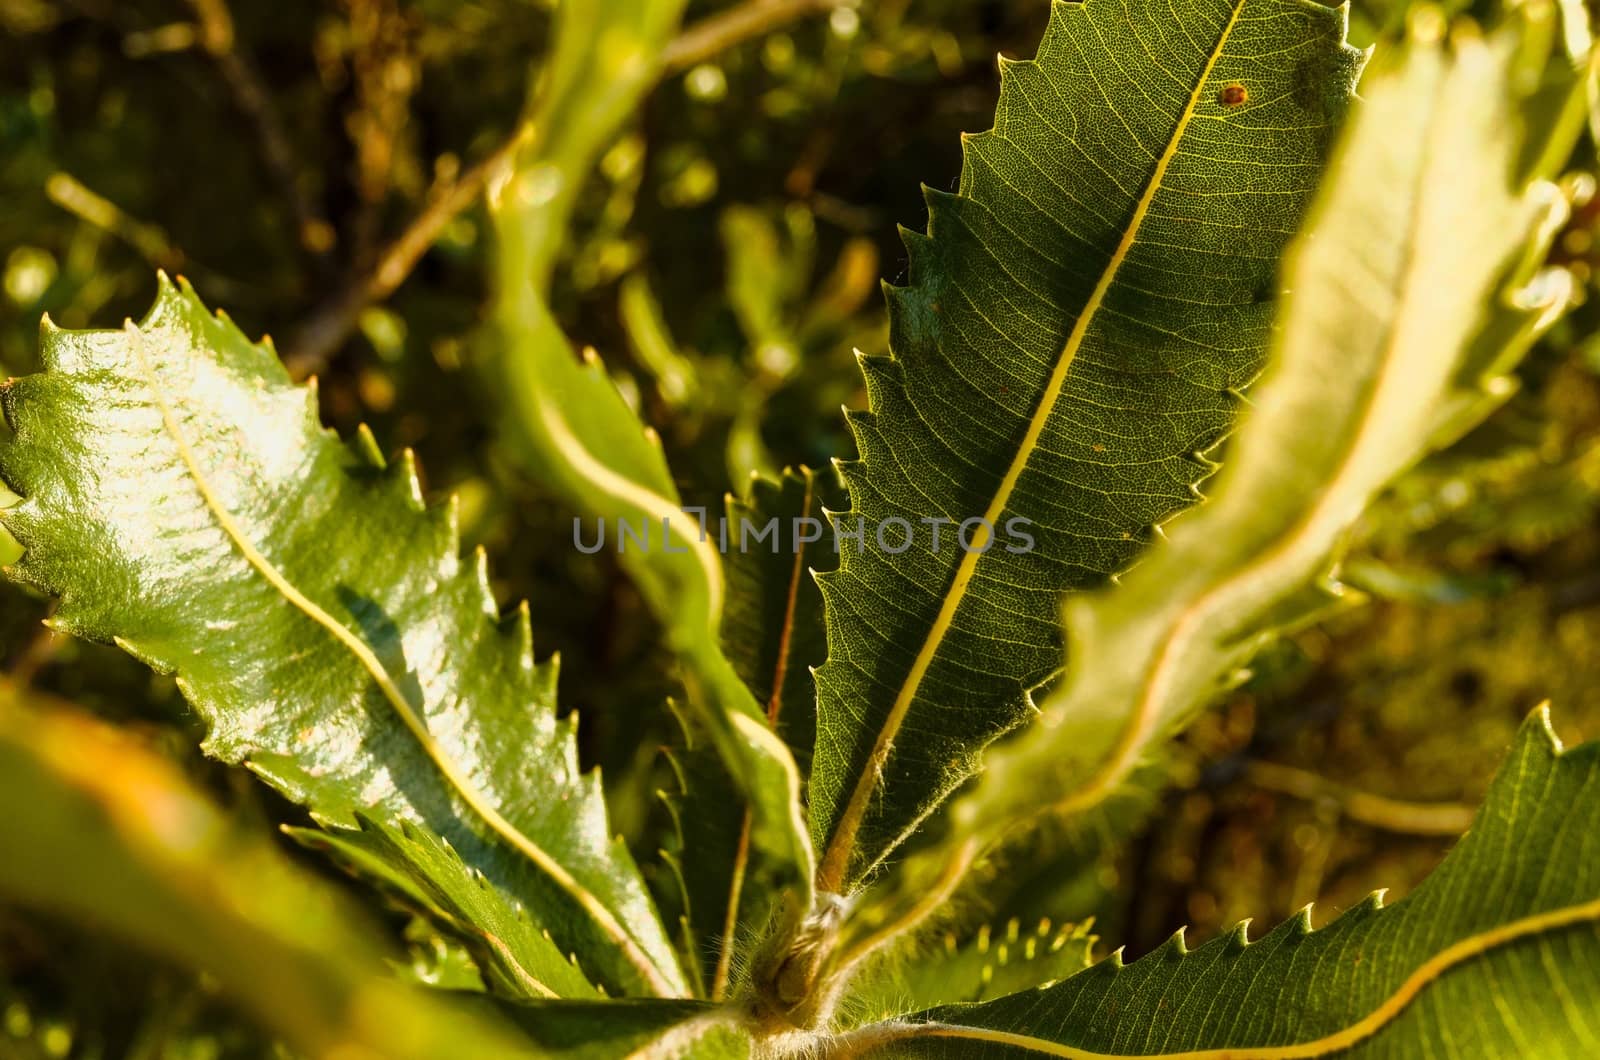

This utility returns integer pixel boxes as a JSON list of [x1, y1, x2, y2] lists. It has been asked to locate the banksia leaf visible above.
[[810, 0, 1363, 893], [941, 5, 1583, 860], [846, 917, 1096, 1025], [0, 277, 683, 999], [722, 465, 840, 776], [834, 709, 1600, 1057], [487, 0, 814, 916], [660, 469, 840, 999]]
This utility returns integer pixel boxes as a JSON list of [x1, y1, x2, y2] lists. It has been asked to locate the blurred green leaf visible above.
[[0, 697, 533, 1059], [487, 0, 816, 928]]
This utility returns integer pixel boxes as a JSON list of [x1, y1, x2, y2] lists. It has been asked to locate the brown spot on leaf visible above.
[[1219, 83, 1248, 107]]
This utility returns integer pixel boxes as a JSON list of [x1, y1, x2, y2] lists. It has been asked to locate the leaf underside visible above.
[[663, 467, 839, 997], [939, 5, 1579, 862], [850, 711, 1600, 1058], [846, 917, 1096, 1027], [809, 0, 1362, 890], [0, 277, 682, 999], [722, 466, 838, 776]]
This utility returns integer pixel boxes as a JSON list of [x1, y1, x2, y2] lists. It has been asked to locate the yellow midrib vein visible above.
[[831, 895, 1600, 1059], [815, 0, 1249, 894], [127, 323, 677, 998]]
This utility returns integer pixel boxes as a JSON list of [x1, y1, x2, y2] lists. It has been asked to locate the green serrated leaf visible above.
[[723, 465, 839, 775], [846, 917, 1096, 1026], [0, 698, 532, 1059], [809, 0, 1364, 894], [289, 814, 599, 1000], [657, 468, 839, 999], [835, 708, 1600, 1057], [935, 6, 1582, 864], [486, 0, 815, 918], [0, 276, 683, 999]]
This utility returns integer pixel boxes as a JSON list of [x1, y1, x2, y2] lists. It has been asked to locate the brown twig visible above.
[[340, 0, 421, 267], [185, 0, 334, 263], [285, 0, 846, 374], [661, 0, 845, 75], [284, 134, 523, 375]]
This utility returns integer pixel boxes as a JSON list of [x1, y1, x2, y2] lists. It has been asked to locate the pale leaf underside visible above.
[[942, 8, 1578, 862]]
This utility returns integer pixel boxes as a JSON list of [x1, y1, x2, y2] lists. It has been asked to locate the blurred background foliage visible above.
[[4, 0, 1600, 1054]]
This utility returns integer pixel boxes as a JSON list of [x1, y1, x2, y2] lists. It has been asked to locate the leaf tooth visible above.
[[467, 547, 492, 614], [505, 599, 535, 667], [1005, 917, 1020, 943], [1344, 891, 1386, 922], [899, 221, 935, 262], [1154, 926, 1189, 959], [856, 351, 903, 409], [832, 451, 870, 493], [302, 378, 332, 441], [36, 314, 71, 372], [1294, 903, 1316, 935], [112, 634, 173, 675], [1227, 918, 1253, 948], [920, 186, 962, 238], [1524, 702, 1563, 754], [351, 423, 387, 469], [842, 407, 877, 433], [395, 448, 426, 510], [531, 650, 559, 703]]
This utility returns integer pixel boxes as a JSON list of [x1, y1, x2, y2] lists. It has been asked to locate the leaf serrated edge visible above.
[[814, 0, 1347, 892], [828, 709, 1599, 1059], [830, 890, 1600, 1059], [44, 275, 682, 998]]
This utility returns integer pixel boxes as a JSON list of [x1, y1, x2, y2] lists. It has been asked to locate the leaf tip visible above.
[[1522, 701, 1563, 754]]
